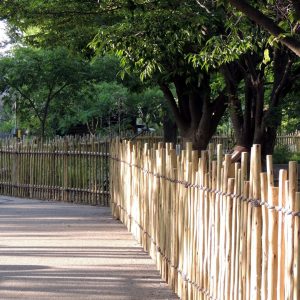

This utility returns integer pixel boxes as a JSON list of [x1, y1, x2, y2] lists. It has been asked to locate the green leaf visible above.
[[263, 48, 270, 64]]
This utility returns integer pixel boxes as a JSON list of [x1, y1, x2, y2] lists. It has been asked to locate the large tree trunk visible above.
[[160, 73, 227, 151], [226, 47, 293, 158]]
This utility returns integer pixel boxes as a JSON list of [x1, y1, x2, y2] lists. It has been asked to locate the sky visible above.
[[0, 20, 12, 54]]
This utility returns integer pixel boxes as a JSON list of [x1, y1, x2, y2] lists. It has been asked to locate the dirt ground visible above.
[[0, 197, 178, 300]]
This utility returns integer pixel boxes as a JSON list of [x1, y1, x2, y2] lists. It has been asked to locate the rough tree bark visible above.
[[160, 73, 227, 150]]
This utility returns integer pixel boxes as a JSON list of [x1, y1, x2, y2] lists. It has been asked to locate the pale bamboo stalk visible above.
[[196, 157, 204, 299], [225, 178, 234, 300], [219, 154, 231, 299], [250, 144, 262, 300], [260, 172, 268, 300], [187, 161, 194, 300], [285, 161, 297, 299], [217, 166, 224, 299], [240, 180, 250, 300], [202, 151, 209, 293], [212, 150, 222, 298], [230, 163, 240, 300], [190, 151, 198, 299], [211, 160, 218, 300], [277, 169, 287, 300], [293, 192, 300, 300], [170, 150, 177, 291], [267, 186, 279, 300]]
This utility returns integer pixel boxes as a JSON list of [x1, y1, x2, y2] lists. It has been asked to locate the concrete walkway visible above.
[[0, 197, 178, 300]]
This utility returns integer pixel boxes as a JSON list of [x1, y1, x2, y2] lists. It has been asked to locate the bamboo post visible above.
[[267, 186, 279, 300], [285, 161, 298, 299], [293, 192, 300, 300], [225, 177, 234, 300], [250, 144, 262, 300], [260, 172, 268, 300], [277, 169, 287, 300], [231, 163, 240, 300]]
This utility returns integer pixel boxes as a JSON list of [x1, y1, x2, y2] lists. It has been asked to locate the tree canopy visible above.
[[223, 0, 300, 57], [0, 0, 299, 153], [0, 47, 89, 137]]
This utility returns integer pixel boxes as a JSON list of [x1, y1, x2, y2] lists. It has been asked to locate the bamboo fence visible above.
[[277, 135, 300, 152], [110, 139, 300, 300], [133, 133, 300, 153], [0, 136, 110, 205]]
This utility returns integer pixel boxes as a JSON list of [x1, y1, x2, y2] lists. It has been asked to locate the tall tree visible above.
[[224, 46, 299, 156], [89, 1, 233, 149], [0, 1, 235, 150]]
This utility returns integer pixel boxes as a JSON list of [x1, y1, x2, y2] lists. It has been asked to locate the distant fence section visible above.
[[110, 139, 300, 300], [132, 132, 300, 153], [0, 137, 110, 206], [277, 134, 300, 152]]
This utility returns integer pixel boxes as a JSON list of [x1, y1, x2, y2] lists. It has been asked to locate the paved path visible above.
[[0, 197, 178, 300]]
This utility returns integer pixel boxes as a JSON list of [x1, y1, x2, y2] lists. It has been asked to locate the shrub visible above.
[[273, 145, 293, 164]]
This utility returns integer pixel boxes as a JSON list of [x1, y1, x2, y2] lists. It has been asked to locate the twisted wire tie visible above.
[[110, 155, 300, 218]]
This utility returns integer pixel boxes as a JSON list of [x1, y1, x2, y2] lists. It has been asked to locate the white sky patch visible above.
[[0, 20, 12, 54]]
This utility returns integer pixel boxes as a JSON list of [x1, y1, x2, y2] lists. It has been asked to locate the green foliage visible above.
[[0, 0, 101, 55], [58, 81, 130, 135], [273, 145, 300, 164], [89, 2, 216, 80], [280, 91, 300, 133], [218, 0, 300, 56], [56, 81, 165, 135], [0, 47, 89, 137], [273, 145, 292, 164], [128, 87, 165, 128], [1, 0, 299, 149]]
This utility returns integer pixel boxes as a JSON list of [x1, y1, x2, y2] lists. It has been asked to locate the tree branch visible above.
[[223, 63, 244, 133], [50, 82, 69, 100], [13, 86, 42, 122], [228, 0, 300, 57], [270, 48, 293, 107]]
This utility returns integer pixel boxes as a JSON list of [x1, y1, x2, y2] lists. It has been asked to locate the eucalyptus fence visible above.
[[0, 137, 110, 205], [110, 139, 300, 300]]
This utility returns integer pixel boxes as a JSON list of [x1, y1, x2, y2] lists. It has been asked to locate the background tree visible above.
[[224, 46, 298, 156], [188, 5, 300, 155], [0, 1, 234, 149], [0, 47, 89, 137], [1, 0, 299, 153], [56, 81, 166, 137]]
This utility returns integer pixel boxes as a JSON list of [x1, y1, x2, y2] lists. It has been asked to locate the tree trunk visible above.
[[40, 119, 46, 141], [160, 73, 227, 151], [162, 111, 177, 144], [180, 126, 214, 151], [227, 47, 293, 158]]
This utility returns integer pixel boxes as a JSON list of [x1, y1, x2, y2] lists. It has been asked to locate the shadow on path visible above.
[[0, 197, 178, 300]]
